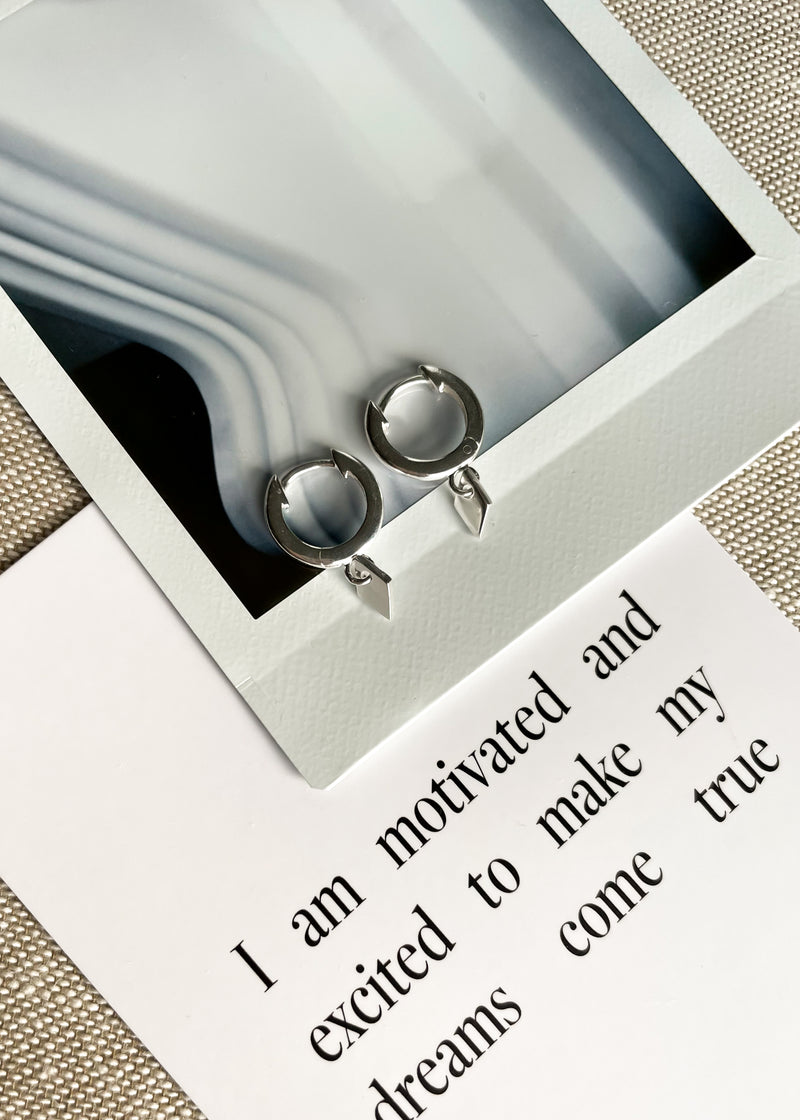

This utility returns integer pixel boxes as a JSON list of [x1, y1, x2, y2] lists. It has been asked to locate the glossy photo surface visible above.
[[0, 0, 751, 614]]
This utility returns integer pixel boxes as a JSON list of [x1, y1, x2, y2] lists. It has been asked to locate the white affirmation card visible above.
[[1, 501, 799, 1119]]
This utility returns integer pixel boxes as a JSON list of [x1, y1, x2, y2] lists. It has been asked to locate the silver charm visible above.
[[365, 363, 491, 536], [265, 449, 391, 620]]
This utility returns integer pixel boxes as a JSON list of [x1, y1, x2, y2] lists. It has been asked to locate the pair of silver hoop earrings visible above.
[[264, 363, 491, 621]]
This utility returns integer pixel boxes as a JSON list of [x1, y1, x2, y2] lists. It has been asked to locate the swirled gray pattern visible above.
[[0, 0, 746, 551]]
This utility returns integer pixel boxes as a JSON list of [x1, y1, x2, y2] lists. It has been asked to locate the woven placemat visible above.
[[2, 2, 799, 1117]]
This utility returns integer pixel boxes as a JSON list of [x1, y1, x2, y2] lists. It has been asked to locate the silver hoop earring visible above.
[[264, 449, 392, 620], [365, 363, 491, 536]]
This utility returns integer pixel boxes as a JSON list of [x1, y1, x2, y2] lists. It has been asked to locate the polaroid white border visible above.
[[2, 0, 799, 786]]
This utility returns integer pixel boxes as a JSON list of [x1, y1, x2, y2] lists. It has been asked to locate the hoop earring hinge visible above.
[[265, 449, 392, 620], [366, 363, 491, 536]]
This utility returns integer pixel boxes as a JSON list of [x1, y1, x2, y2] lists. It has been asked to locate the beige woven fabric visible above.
[[606, 0, 800, 231], [696, 433, 800, 627], [0, 379, 88, 573], [0, 887, 201, 1120], [1, 2, 799, 1117]]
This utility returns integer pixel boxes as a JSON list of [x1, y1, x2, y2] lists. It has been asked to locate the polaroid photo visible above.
[[1, 0, 799, 785]]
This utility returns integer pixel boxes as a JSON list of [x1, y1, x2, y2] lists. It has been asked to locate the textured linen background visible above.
[[1, 2, 799, 1116]]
